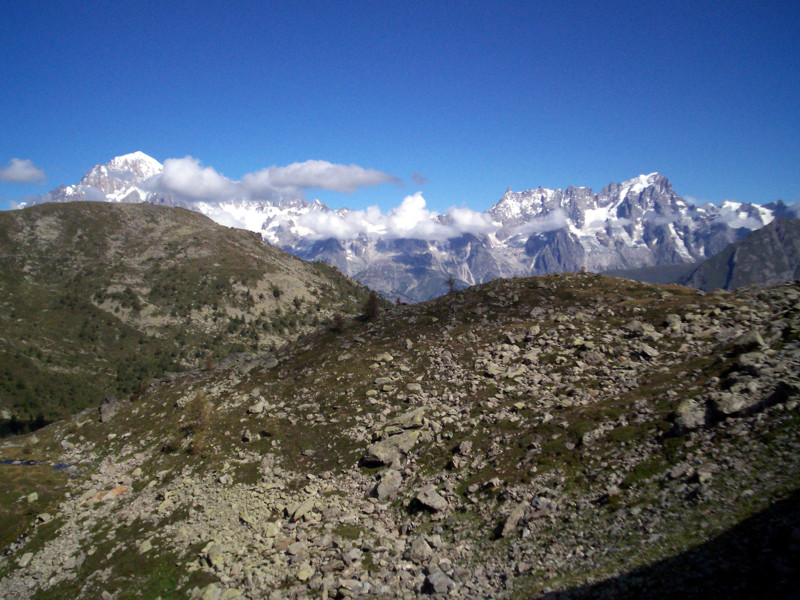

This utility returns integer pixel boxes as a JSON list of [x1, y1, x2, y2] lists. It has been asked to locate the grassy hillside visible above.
[[0, 202, 374, 429]]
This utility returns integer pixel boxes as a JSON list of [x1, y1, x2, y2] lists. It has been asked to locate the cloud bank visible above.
[[144, 157, 236, 201], [139, 157, 509, 242], [512, 209, 568, 235], [85, 154, 583, 243], [243, 160, 400, 197], [0, 158, 45, 183], [294, 193, 502, 242], [142, 156, 399, 204], [713, 203, 766, 230]]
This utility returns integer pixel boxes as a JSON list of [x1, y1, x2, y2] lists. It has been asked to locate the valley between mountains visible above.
[[1, 265, 799, 598]]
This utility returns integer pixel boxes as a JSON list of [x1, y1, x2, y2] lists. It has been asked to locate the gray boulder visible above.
[[424, 569, 456, 594], [373, 469, 402, 500], [415, 484, 448, 512], [500, 502, 527, 537], [99, 394, 118, 423], [673, 398, 708, 432], [361, 440, 401, 467], [733, 329, 766, 353], [405, 536, 434, 563]]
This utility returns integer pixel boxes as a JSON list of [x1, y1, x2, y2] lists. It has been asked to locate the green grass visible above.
[[0, 463, 69, 549]]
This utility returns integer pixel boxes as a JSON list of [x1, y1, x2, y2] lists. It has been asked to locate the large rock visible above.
[[737, 352, 766, 375], [415, 484, 448, 512], [500, 502, 527, 537], [387, 429, 421, 453], [673, 398, 708, 432], [247, 401, 267, 415], [189, 585, 244, 600], [733, 329, 766, 353], [18, 552, 34, 568], [712, 392, 752, 417], [360, 429, 421, 467], [484, 362, 503, 378], [361, 441, 401, 467], [405, 536, 434, 563], [203, 542, 224, 571], [373, 469, 402, 500], [287, 498, 315, 522], [424, 569, 457, 594], [387, 407, 425, 430]]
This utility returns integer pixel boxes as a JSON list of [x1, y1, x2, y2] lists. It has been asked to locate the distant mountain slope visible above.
[[602, 262, 701, 285], [678, 217, 800, 291], [19, 152, 799, 301], [0, 202, 372, 428]]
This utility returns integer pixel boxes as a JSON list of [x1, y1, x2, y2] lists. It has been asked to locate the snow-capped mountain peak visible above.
[[80, 152, 162, 194], [104, 151, 162, 177], [614, 172, 660, 200]]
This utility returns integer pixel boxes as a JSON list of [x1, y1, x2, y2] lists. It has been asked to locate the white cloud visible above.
[[293, 193, 501, 242], [142, 157, 400, 204], [142, 156, 236, 202], [256, 160, 398, 193], [449, 206, 498, 235], [713, 204, 765, 230], [295, 209, 368, 240], [643, 210, 680, 226], [0, 158, 45, 183], [384, 193, 451, 240], [513, 209, 567, 235], [244, 160, 400, 196]]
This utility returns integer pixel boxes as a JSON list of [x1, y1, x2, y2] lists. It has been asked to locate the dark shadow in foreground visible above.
[[539, 489, 800, 600]]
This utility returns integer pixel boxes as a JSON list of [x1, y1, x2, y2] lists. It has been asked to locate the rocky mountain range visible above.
[[1, 273, 798, 598], [0, 202, 373, 429], [19, 153, 799, 302]]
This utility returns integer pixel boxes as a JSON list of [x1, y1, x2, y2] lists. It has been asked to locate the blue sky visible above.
[[1, 0, 798, 213]]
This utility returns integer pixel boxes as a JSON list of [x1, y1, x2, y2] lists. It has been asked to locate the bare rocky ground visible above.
[[1, 273, 799, 599]]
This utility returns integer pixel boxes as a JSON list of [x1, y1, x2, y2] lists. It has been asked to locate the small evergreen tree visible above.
[[329, 313, 345, 333], [445, 275, 457, 294], [362, 290, 381, 320]]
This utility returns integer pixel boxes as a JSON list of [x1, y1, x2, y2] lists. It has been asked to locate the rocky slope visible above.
[[0, 202, 373, 429], [18, 153, 798, 302], [0, 274, 798, 599]]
